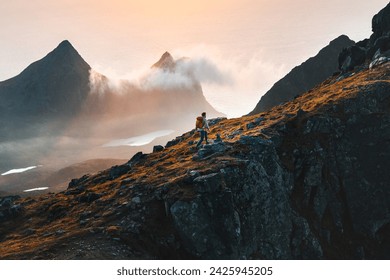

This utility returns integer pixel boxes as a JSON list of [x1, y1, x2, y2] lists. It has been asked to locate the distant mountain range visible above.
[[0, 41, 220, 139], [249, 35, 355, 115], [0, 41, 222, 194]]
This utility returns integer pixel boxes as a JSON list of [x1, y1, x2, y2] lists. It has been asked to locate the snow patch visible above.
[[1, 166, 40, 176], [23, 187, 49, 193]]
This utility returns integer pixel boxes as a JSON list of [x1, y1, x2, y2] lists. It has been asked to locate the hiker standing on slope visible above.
[[196, 112, 210, 148]]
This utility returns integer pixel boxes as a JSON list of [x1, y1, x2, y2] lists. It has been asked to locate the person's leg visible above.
[[196, 131, 205, 147], [205, 131, 208, 144]]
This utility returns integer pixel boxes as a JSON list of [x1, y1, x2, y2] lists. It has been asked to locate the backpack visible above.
[[195, 116, 203, 129]]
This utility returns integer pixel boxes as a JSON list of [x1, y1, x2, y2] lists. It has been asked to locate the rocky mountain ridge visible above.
[[0, 60, 389, 259], [249, 35, 355, 115]]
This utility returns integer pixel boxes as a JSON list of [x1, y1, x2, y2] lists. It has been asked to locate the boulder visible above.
[[153, 145, 164, 153], [0, 196, 23, 222]]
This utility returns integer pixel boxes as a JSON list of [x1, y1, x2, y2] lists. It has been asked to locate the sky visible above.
[[1, 0, 389, 117]]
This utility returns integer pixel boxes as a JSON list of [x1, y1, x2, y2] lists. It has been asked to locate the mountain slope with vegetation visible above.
[[1, 2, 390, 261], [249, 35, 354, 115], [1, 60, 389, 259]]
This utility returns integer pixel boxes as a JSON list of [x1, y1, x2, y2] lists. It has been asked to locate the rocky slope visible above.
[[249, 35, 354, 115], [0, 59, 389, 259]]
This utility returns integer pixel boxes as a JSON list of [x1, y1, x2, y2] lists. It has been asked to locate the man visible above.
[[196, 112, 210, 148]]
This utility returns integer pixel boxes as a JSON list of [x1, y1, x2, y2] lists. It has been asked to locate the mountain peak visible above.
[[57, 40, 73, 49], [329, 35, 354, 45], [0, 39, 91, 118], [49, 39, 81, 59], [152, 51, 175, 70]]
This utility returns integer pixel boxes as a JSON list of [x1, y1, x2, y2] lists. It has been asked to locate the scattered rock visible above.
[[68, 175, 89, 189], [23, 228, 37, 236], [109, 165, 131, 180], [77, 192, 102, 203], [0, 196, 23, 222], [127, 152, 145, 166], [193, 142, 227, 160], [153, 145, 164, 153], [165, 137, 183, 148], [131, 196, 141, 204]]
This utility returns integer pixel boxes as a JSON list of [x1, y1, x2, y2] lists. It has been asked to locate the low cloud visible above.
[[90, 52, 232, 93], [173, 45, 289, 117], [90, 45, 289, 117]]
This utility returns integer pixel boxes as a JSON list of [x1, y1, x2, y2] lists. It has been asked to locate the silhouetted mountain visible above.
[[0, 40, 91, 118], [0, 40, 91, 142], [249, 35, 354, 115]]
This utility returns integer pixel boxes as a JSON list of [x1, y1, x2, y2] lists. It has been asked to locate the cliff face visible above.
[[1, 61, 389, 260], [249, 35, 354, 115]]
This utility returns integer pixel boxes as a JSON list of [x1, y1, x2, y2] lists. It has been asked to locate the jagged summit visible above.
[[152, 51, 175, 70]]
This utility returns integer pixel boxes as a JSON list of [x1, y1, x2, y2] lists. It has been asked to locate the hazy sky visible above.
[[1, 0, 389, 117]]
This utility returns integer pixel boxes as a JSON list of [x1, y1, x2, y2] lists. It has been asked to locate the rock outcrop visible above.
[[339, 3, 390, 72], [249, 35, 354, 115]]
